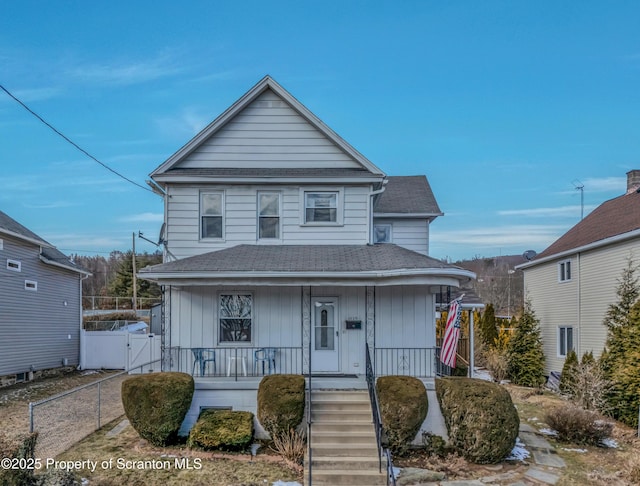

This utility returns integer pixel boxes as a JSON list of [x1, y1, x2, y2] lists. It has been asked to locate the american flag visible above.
[[440, 297, 463, 368]]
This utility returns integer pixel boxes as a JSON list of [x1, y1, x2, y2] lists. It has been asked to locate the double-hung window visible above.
[[258, 192, 280, 239], [558, 326, 574, 357], [219, 293, 252, 343], [201, 192, 224, 239], [558, 259, 572, 282], [304, 191, 339, 224]]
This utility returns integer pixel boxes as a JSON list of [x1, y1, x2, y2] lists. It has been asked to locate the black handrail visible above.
[[306, 328, 313, 485]]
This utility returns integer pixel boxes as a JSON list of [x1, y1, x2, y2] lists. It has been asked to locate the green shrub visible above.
[[121, 372, 194, 446], [0, 433, 37, 486], [507, 301, 545, 388], [257, 374, 305, 437], [545, 404, 613, 445], [559, 349, 579, 394], [436, 377, 519, 464], [188, 410, 254, 451], [376, 376, 428, 456]]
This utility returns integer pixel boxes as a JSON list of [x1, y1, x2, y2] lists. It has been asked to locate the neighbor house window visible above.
[[559, 326, 574, 357], [7, 259, 21, 272], [304, 191, 338, 223], [374, 224, 392, 243], [24, 280, 37, 291], [219, 294, 252, 343], [258, 192, 280, 239], [201, 192, 224, 239], [0, 239, 3, 250], [558, 260, 572, 282]]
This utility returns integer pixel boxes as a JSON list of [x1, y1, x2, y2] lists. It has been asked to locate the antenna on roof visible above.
[[572, 179, 584, 220]]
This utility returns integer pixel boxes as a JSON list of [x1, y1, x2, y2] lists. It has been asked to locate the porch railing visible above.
[[375, 347, 454, 377], [164, 346, 303, 380]]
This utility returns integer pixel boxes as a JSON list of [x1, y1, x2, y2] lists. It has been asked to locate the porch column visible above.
[[366, 286, 375, 350], [469, 308, 475, 378], [302, 286, 311, 374]]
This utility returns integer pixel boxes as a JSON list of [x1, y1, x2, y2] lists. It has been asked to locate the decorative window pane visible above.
[[305, 192, 337, 223], [201, 193, 223, 238], [258, 193, 280, 239], [374, 224, 392, 243], [219, 294, 252, 343]]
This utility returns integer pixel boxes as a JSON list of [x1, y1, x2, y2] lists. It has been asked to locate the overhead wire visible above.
[[0, 83, 155, 195]]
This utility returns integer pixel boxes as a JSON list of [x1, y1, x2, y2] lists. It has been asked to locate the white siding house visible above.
[[0, 211, 90, 385], [139, 76, 475, 432], [518, 170, 640, 375]]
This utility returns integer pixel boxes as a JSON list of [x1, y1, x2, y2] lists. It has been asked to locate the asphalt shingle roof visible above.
[[0, 210, 50, 246], [141, 244, 460, 274], [536, 190, 640, 260], [374, 176, 442, 215]]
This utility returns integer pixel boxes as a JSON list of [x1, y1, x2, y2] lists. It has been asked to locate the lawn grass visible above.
[[53, 418, 301, 486]]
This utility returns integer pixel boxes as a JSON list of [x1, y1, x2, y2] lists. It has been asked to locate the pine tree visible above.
[[480, 303, 499, 349], [506, 300, 545, 387], [559, 348, 578, 394]]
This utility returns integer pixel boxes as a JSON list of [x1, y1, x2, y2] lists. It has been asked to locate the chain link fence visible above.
[[29, 360, 160, 459]]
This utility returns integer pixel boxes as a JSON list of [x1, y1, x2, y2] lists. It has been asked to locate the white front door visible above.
[[311, 298, 340, 373]]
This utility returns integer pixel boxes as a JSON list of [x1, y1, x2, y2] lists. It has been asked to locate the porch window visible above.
[[201, 192, 224, 239], [558, 259, 571, 282], [258, 192, 280, 239], [219, 294, 252, 343], [558, 326, 574, 357], [304, 191, 338, 223]]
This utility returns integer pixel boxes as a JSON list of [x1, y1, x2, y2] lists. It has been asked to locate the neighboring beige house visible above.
[[517, 170, 640, 375]]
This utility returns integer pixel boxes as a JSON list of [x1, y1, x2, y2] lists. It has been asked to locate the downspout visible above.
[[368, 178, 388, 244], [78, 273, 90, 370], [576, 253, 581, 357]]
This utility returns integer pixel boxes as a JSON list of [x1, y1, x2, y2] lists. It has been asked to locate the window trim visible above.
[[218, 292, 254, 346], [24, 280, 37, 291], [300, 187, 344, 226], [373, 223, 393, 243], [558, 325, 574, 357], [257, 191, 282, 240], [7, 259, 21, 272], [558, 259, 572, 282], [200, 191, 225, 240]]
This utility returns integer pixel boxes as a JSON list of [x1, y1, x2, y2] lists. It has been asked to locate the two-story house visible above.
[[518, 170, 640, 376], [0, 210, 89, 385], [139, 76, 474, 431]]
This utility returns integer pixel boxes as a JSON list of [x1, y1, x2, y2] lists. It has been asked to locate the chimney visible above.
[[627, 170, 640, 194]]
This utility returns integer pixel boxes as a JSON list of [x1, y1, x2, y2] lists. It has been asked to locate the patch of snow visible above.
[[80, 370, 98, 376], [473, 368, 493, 381], [600, 438, 618, 449], [562, 448, 587, 453], [529, 417, 539, 422], [506, 437, 530, 461], [272, 482, 302, 486], [81, 478, 89, 486], [251, 442, 261, 456], [391, 467, 401, 479], [539, 428, 558, 437]]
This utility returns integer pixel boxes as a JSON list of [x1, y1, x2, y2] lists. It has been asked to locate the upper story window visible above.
[[24, 280, 37, 291], [558, 259, 572, 282], [374, 224, 392, 243], [200, 192, 224, 239], [7, 259, 21, 272], [258, 192, 280, 239], [303, 190, 341, 224]]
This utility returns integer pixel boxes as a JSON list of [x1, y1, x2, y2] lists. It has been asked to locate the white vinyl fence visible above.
[[80, 331, 161, 371]]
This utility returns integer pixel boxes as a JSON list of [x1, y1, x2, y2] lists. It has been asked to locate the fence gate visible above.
[[128, 334, 161, 372]]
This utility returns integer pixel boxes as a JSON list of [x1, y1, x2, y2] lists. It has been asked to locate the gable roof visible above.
[[0, 210, 90, 275], [139, 244, 474, 286], [522, 190, 640, 266], [374, 176, 443, 217], [151, 76, 385, 179]]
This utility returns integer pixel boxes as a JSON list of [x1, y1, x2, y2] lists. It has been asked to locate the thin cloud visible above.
[[155, 108, 211, 138], [120, 212, 164, 223], [559, 176, 626, 195], [431, 225, 566, 247], [0, 86, 62, 103], [23, 201, 76, 210], [69, 54, 185, 86], [498, 205, 596, 218]]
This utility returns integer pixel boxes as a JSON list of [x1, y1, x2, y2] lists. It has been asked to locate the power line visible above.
[[0, 83, 155, 195]]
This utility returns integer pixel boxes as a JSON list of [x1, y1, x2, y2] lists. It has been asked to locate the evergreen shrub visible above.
[[0, 432, 37, 486], [506, 301, 545, 387], [121, 372, 194, 446], [559, 349, 579, 394], [436, 377, 519, 464], [188, 410, 254, 451], [257, 374, 305, 437], [376, 376, 428, 456]]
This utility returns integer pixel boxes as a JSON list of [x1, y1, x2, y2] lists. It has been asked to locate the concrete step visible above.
[[306, 455, 385, 471], [311, 430, 376, 445], [311, 390, 370, 401], [312, 399, 371, 412], [311, 442, 379, 457], [311, 421, 375, 433], [306, 469, 387, 485], [312, 410, 372, 422]]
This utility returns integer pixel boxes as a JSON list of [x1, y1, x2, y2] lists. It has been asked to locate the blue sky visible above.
[[1, 1, 638, 261]]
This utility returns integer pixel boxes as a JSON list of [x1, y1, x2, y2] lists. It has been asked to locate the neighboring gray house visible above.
[[139, 76, 475, 433], [0, 211, 89, 385], [518, 170, 640, 375]]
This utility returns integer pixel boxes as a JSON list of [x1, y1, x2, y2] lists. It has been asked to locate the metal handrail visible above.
[[306, 327, 313, 486]]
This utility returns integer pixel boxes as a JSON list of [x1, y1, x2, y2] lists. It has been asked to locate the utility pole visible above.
[[132, 232, 137, 314]]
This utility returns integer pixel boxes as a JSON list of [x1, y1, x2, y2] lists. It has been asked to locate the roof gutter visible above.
[[516, 227, 640, 270], [39, 254, 92, 276]]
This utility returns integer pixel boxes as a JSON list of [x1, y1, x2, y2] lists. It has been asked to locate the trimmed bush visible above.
[[559, 349, 579, 394], [122, 372, 194, 446], [436, 377, 519, 464], [376, 376, 428, 456], [188, 410, 254, 451], [545, 404, 613, 445], [257, 374, 305, 437]]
